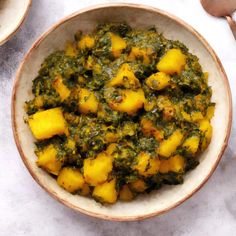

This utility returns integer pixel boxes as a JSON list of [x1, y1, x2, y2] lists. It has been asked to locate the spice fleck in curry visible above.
[[25, 24, 215, 204]]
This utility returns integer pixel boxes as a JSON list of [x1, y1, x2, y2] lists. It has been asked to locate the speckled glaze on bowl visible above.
[[0, 0, 31, 45], [12, 3, 232, 221]]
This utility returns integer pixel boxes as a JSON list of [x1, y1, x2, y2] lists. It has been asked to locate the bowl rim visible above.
[[11, 3, 232, 221], [0, 0, 32, 46]]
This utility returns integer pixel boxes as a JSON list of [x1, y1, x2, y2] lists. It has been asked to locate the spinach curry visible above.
[[25, 23, 215, 204]]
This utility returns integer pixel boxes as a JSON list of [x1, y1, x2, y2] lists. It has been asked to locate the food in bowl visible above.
[[25, 23, 215, 204]]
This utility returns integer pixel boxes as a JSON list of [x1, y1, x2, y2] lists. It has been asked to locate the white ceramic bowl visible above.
[[12, 4, 232, 221], [0, 0, 31, 45]]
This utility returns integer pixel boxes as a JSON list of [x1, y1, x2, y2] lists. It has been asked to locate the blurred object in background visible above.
[[201, 0, 236, 39]]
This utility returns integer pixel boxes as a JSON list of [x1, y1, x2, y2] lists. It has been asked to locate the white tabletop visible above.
[[0, 0, 236, 235]]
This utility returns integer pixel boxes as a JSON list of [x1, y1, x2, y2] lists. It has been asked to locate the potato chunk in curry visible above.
[[108, 89, 145, 115], [93, 179, 117, 204], [134, 152, 160, 177], [158, 129, 184, 158], [83, 152, 113, 186], [52, 75, 71, 101], [78, 35, 95, 50], [78, 88, 99, 114], [110, 33, 127, 58], [57, 167, 85, 193], [28, 108, 67, 140], [159, 155, 185, 173], [127, 47, 153, 65], [107, 63, 140, 88], [157, 48, 186, 74], [37, 144, 63, 175], [146, 72, 171, 91]]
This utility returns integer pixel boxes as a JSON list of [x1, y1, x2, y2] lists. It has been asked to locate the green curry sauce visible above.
[[25, 23, 215, 203]]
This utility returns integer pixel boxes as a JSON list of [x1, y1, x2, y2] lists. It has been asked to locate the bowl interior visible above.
[[13, 4, 231, 220], [0, 0, 31, 45]]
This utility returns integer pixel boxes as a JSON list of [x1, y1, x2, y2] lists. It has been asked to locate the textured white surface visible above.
[[0, 0, 236, 235]]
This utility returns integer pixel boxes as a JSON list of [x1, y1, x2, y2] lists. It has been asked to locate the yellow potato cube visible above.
[[159, 159, 170, 174], [134, 152, 160, 176], [181, 110, 192, 122], [104, 132, 119, 143], [146, 158, 161, 176], [110, 33, 127, 58], [108, 89, 145, 115], [34, 96, 44, 108], [169, 155, 185, 172], [119, 185, 134, 201], [128, 47, 153, 64], [65, 42, 77, 57], [158, 129, 184, 158], [28, 107, 67, 140], [199, 119, 213, 150], [146, 72, 171, 90], [159, 155, 185, 173], [52, 75, 71, 101], [78, 88, 99, 114], [157, 49, 186, 74], [191, 111, 204, 122], [92, 179, 117, 204], [183, 136, 200, 154], [65, 138, 76, 151], [140, 118, 164, 142], [57, 167, 85, 193], [83, 152, 113, 186], [140, 118, 155, 136], [78, 35, 95, 50], [37, 144, 63, 175], [206, 105, 215, 120], [130, 179, 147, 193], [181, 110, 203, 123], [107, 63, 140, 88], [199, 119, 212, 138]]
